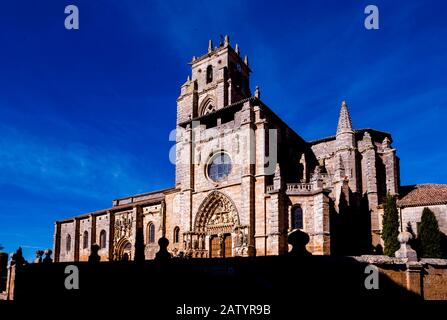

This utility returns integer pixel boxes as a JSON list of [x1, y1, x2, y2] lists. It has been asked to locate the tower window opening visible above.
[[206, 65, 213, 84]]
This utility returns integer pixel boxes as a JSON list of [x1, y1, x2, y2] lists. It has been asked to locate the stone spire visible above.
[[244, 55, 249, 66], [336, 101, 353, 135]]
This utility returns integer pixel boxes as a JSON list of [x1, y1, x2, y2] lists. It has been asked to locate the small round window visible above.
[[207, 153, 232, 182]]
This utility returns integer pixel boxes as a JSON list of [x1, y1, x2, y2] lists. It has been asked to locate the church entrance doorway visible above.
[[209, 234, 232, 258], [121, 241, 132, 261], [114, 238, 132, 261], [224, 234, 232, 257], [192, 191, 243, 258]]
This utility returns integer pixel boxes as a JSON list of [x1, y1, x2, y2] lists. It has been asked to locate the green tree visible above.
[[382, 194, 400, 256], [418, 208, 442, 258]]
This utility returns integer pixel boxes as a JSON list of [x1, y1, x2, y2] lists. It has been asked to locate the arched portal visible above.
[[114, 238, 132, 261], [194, 191, 240, 234], [192, 191, 242, 258]]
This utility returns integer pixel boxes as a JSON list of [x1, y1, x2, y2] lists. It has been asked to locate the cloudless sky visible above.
[[0, 0, 446, 260]]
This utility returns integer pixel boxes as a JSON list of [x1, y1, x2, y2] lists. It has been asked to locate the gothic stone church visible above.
[[54, 36, 447, 262]]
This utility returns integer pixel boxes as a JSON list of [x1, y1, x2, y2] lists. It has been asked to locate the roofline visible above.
[[309, 128, 392, 145], [56, 187, 179, 223], [112, 186, 176, 203], [178, 96, 307, 144], [397, 200, 447, 208], [177, 96, 253, 127], [397, 184, 447, 208]]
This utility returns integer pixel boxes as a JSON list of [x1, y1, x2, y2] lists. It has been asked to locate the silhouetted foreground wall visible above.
[[6, 255, 446, 308], [354, 255, 447, 300], [0, 253, 8, 292]]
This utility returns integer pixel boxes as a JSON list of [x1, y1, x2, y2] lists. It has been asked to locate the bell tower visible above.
[[176, 35, 251, 125]]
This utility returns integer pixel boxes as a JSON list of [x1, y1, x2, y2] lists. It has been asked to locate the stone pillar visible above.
[[216, 66, 228, 108], [312, 192, 330, 255], [134, 206, 145, 262], [5, 265, 16, 300], [405, 263, 423, 296], [107, 211, 115, 261], [74, 218, 80, 262], [182, 123, 194, 232], [268, 192, 282, 255], [360, 132, 380, 246], [53, 222, 61, 262], [130, 207, 139, 261], [240, 101, 255, 256], [161, 200, 166, 237], [254, 112, 268, 256], [382, 137, 399, 195], [90, 214, 97, 246]]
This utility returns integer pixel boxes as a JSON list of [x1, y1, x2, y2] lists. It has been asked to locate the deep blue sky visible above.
[[0, 0, 446, 260]]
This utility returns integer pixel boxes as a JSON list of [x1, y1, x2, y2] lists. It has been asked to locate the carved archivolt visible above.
[[194, 191, 239, 235], [114, 237, 132, 261]]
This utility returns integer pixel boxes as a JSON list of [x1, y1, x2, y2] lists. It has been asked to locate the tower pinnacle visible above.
[[336, 100, 353, 135]]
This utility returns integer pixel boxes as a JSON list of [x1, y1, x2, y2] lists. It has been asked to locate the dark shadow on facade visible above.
[[134, 226, 145, 263], [330, 188, 373, 256]]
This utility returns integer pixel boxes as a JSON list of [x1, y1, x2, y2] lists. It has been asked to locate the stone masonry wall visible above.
[[401, 204, 447, 236], [95, 213, 110, 261], [59, 221, 75, 262]]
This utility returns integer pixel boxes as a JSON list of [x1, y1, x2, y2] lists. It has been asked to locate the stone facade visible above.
[[53, 36, 447, 262]]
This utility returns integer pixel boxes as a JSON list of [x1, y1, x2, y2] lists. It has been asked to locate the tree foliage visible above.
[[382, 194, 400, 256], [418, 207, 442, 258]]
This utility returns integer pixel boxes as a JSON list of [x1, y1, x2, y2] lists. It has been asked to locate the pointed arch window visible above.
[[173, 226, 180, 243], [199, 95, 217, 116], [83, 230, 89, 249], [292, 205, 303, 230], [66, 234, 71, 252], [206, 65, 213, 84], [147, 222, 155, 244], [99, 230, 107, 249]]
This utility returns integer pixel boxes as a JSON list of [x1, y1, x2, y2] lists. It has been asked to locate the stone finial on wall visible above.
[[224, 35, 229, 46], [208, 40, 213, 53], [34, 250, 44, 264], [273, 163, 282, 190], [43, 249, 53, 263], [311, 166, 323, 189], [254, 86, 260, 99], [382, 136, 391, 150], [395, 231, 418, 262], [235, 43, 240, 55]]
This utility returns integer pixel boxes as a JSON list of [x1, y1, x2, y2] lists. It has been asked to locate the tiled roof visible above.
[[398, 184, 447, 208]]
